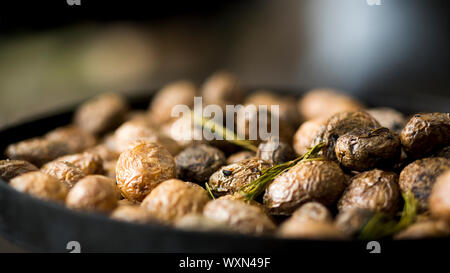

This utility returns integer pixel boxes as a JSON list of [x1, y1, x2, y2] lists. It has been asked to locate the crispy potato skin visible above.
[[337, 170, 400, 215], [264, 160, 346, 215], [10, 171, 68, 202], [293, 117, 327, 156], [399, 157, 450, 212], [256, 139, 296, 165], [401, 113, 450, 159], [175, 144, 226, 183], [208, 158, 272, 196], [41, 161, 85, 188], [45, 125, 97, 153], [56, 152, 104, 175], [335, 128, 401, 171], [141, 179, 210, 223], [313, 111, 381, 161], [115, 141, 176, 202], [203, 197, 276, 235], [66, 175, 118, 213], [0, 159, 38, 181], [430, 170, 450, 222]]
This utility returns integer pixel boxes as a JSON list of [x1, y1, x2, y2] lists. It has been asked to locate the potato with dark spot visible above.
[[335, 208, 375, 237], [201, 71, 242, 108], [399, 157, 450, 212], [0, 159, 38, 181], [56, 152, 104, 175], [203, 197, 276, 235], [116, 141, 176, 202], [66, 175, 118, 213], [257, 138, 296, 165], [10, 171, 68, 202], [395, 220, 450, 239], [41, 161, 85, 188], [290, 202, 333, 223], [74, 93, 128, 135], [264, 160, 346, 215], [208, 158, 272, 196], [45, 125, 97, 153], [338, 170, 400, 215], [5, 138, 73, 167], [429, 170, 450, 222], [175, 144, 226, 183], [111, 205, 156, 224], [312, 111, 381, 160], [293, 117, 327, 156], [401, 113, 450, 159], [278, 219, 345, 239], [367, 107, 406, 133], [226, 151, 255, 164], [141, 179, 210, 223], [335, 127, 401, 171]]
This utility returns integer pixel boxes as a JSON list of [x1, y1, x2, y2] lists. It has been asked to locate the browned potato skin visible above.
[[203, 197, 276, 235], [74, 93, 128, 135], [313, 111, 381, 161], [278, 219, 345, 240], [293, 117, 327, 156], [141, 179, 210, 223], [208, 158, 272, 196], [0, 159, 38, 181], [335, 127, 401, 171], [111, 205, 156, 224], [367, 107, 406, 133], [226, 151, 255, 164], [5, 138, 73, 167], [395, 220, 450, 239], [10, 171, 68, 202], [429, 170, 450, 222], [401, 113, 450, 159], [290, 202, 333, 223], [56, 152, 104, 175], [298, 88, 364, 121], [399, 157, 450, 212], [148, 80, 197, 126], [338, 170, 400, 215], [256, 138, 296, 165], [45, 125, 97, 153], [264, 160, 346, 216], [66, 175, 118, 213], [201, 72, 242, 108], [41, 161, 85, 188], [115, 141, 176, 202], [335, 208, 375, 237]]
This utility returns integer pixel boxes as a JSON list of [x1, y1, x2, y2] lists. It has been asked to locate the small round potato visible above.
[[10, 171, 68, 202], [41, 161, 86, 188], [337, 169, 400, 215], [335, 208, 375, 237], [429, 170, 450, 222], [201, 71, 242, 108], [111, 205, 156, 224], [293, 117, 327, 156], [45, 125, 97, 153], [401, 113, 450, 159], [0, 159, 38, 181], [208, 158, 272, 196], [264, 160, 346, 215], [367, 107, 406, 133], [56, 152, 104, 175], [395, 220, 450, 239], [399, 157, 450, 212], [66, 175, 118, 213], [290, 202, 333, 223], [74, 93, 128, 135], [160, 115, 205, 149], [174, 213, 230, 232], [141, 179, 210, 223], [335, 127, 401, 171], [203, 197, 276, 235], [226, 151, 255, 164], [116, 141, 176, 202], [278, 219, 345, 240], [256, 138, 296, 165]]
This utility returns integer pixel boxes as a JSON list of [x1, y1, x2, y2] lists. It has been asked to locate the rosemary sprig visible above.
[[191, 111, 258, 152], [359, 191, 418, 240], [205, 182, 216, 200], [237, 142, 326, 201]]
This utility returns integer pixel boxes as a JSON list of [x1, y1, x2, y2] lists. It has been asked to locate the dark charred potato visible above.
[[41, 161, 86, 188], [367, 107, 406, 133], [264, 160, 346, 215], [433, 145, 450, 159], [298, 88, 363, 120], [278, 219, 345, 239], [335, 208, 375, 237], [10, 171, 68, 202], [148, 80, 197, 126], [141, 179, 210, 223], [335, 127, 401, 171], [111, 205, 156, 224], [399, 157, 450, 212], [175, 144, 226, 183], [201, 71, 242, 108], [293, 117, 327, 156], [45, 125, 97, 153], [74, 93, 128, 135], [0, 159, 38, 181], [338, 170, 400, 215], [208, 158, 272, 196], [313, 111, 381, 160], [115, 141, 176, 202], [429, 170, 450, 222], [290, 202, 333, 223], [226, 151, 255, 164], [400, 113, 450, 159], [395, 220, 450, 239], [203, 197, 276, 235], [5, 138, 73, 167], [256, 138, 296, 164], [66, 175, 118, 213], [56, 152, 104, 175]]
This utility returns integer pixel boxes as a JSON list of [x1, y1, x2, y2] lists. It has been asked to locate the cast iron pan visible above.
[[0, 89, 449, 253]]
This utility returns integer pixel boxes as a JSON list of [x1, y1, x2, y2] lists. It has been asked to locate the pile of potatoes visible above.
[[1, 71, 449, 240]]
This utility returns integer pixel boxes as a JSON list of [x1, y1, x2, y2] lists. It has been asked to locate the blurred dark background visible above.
[[0, 0, 448, 251]]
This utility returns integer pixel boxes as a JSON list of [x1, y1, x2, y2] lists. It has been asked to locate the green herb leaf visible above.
[[205, 182, 216, 200]]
